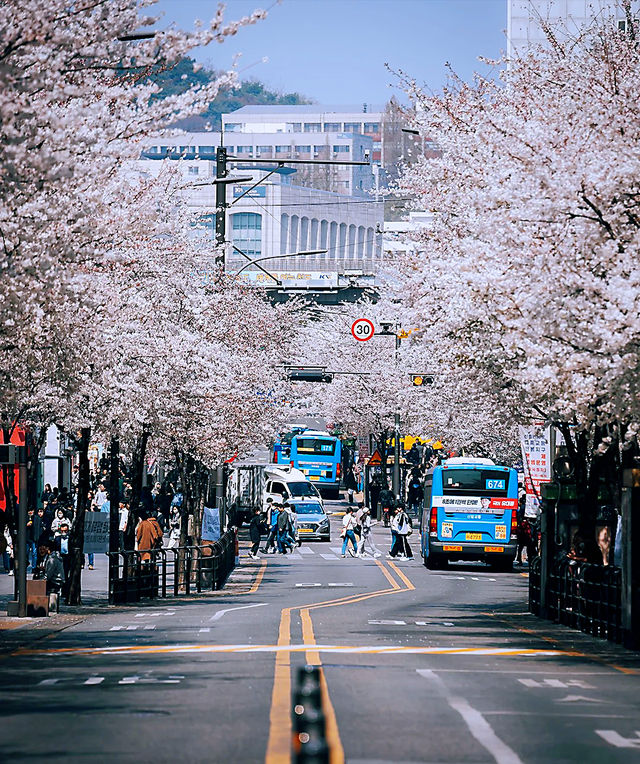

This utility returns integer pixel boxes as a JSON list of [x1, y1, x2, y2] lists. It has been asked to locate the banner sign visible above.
[[202, 506, 221, 542], [233, 185, 267, 198], [434, 496, 517, 512], [518, 425, 551, 517], [84, 510, 110, 554], [238, 271, 339, 289]]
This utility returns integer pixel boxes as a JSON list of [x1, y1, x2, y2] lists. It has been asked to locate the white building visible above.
[[140, 132, 384, 278], [508, 0, 640, 57]]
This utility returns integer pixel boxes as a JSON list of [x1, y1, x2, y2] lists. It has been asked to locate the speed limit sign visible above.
[[351, 318, 374, 342]]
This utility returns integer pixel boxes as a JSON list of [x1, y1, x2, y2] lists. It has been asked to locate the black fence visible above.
[[529, 556, 622, 643], [107, 529, 236, 604]]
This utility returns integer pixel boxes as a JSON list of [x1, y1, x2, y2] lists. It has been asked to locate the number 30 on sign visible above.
[[351, 318, 374, 341]]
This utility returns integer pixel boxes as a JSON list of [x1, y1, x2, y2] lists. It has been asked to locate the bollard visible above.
[[292, 665, 329, 764]]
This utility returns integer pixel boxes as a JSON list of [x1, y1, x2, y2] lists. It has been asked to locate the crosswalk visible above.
[[243, 545, 385, 562]]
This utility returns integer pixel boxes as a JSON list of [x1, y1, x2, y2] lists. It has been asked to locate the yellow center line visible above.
[[265, 607, 292, 764], [386, 560, 416, 590]]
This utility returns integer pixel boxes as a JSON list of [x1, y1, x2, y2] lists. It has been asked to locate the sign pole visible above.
[[17, 459, 28, 617]]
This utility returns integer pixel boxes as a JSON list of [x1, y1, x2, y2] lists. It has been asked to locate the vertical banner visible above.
[[202, 506, 221, 542], [518, 425, 551, 518]]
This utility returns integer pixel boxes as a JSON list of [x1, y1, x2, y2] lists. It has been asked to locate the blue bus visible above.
[[289, 430, 342, 498], [420, 457, 518, 571]]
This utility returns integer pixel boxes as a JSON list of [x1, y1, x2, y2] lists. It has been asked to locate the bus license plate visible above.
[[466, 533, 482, 541], [309, 476, 319, 481], [484, 546, 504, 553], [443, 545, 462, 551]]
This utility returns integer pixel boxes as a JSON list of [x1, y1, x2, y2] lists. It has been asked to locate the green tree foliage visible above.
[[148, 57, 311, 129]]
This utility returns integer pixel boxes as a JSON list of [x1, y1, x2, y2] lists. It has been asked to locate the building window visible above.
[[296, 145, 311, 153], [198, 146, 215, 154], [287, 122, 302, 132], [333, 145, 350, 153], [324, 123, 340, 132], [236, 146, 253, 153], [276, 145, 291, 153], [256, 145, 272, 153], [188, 167, 199, 175], [304, 123, 321, 132], [314, 145, 328, 153], [343, 122, 362, 133], [226, 123, 242, 131], [232, 212, 262, 258], [364, 123, 380, 133]]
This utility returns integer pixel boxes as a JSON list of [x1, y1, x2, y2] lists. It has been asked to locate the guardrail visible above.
[[529, 556, 622, 643], [107, 528, 236, 604]]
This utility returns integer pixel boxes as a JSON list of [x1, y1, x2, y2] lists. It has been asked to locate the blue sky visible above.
[[153, 0, 507, 104]]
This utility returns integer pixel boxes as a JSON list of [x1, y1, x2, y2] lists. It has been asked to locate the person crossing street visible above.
[[341, 506, 359, 557], [357, 504, 382, 558]]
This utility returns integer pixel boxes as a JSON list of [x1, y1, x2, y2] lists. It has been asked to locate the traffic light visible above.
[[288, 367, 334, 383], [410, 374, 434, 386]]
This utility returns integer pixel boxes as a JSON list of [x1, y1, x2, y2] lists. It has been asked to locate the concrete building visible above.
[[140, 132, 384, 280], [508, 0, 640, 57]]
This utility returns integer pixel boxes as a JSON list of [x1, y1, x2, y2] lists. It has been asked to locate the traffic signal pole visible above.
[[215, 146, 227, 266]]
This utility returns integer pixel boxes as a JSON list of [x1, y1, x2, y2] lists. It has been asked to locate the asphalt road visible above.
[[2, 496, 640, 763]]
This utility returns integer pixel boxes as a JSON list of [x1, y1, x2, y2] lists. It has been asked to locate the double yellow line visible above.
[[265, 560, 415, 764]]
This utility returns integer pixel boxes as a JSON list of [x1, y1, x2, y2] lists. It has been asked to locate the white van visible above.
[[263, 465, 324, 510]]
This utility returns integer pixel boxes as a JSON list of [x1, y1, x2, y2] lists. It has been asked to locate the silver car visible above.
[[288, 499, 331, 541]]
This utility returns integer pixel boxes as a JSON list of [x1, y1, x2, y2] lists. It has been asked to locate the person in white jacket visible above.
[[341, 507, 359, 557], [357, 505, 381, 558]]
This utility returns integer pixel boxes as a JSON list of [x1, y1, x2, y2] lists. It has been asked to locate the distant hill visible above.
[[147, 57, 312, 131]]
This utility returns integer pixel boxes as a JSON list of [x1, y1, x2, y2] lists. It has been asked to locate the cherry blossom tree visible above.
[[395, 4, 640, 554]]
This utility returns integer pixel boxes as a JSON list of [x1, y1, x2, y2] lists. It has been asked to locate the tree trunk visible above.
[[67, 427, 90, 605], [128, 428, 150, 526]]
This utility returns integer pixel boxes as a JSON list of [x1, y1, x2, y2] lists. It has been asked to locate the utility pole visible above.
[[215, 146, 227, 266], [108, 433, 120, 601]]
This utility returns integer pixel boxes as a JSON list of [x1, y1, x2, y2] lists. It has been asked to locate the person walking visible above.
[[341, 506, 359, 557], [396, 504, 414, 559], [248, 508, 265, 559], [135, 510, 163, 564], [357, 505, 382, 558], [264, 501, 279, 554], [344, 467, 358, 504], [277, 504, 294, 554], [407, 472, 423, 517]]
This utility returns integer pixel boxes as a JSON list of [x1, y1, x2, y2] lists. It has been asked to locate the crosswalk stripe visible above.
[[320, 554, 337, 560]]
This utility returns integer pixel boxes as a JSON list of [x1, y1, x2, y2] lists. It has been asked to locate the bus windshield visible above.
[[295, 438, 336, 455], [441, 469, 509, 497]]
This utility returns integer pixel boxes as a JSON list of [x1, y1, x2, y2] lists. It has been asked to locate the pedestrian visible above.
[[36, 539, 65, 596], [369, 473, 383, 521], [54, 521, 71, 600], [91, 483, 107, 511], [41, 483, 53, 506], [248, 508, 266, 559], [277, 504, 294, 553], [51, 508, 72, 537], [407, 472, 423, 516], [264, 501, 279, 554], [340, 506, 359, 557], [26, 508, 38, 571], [357, 505, 382, 558], [118, 500, 130, 550], [379, 486, 394, 527], [516, 515, 537, 566], [135, 510, 163, 564], [165, 503, 181, 550], [344, 467, 357, 504], [2, 527, 12, 574], [396, 504, 414, 559]]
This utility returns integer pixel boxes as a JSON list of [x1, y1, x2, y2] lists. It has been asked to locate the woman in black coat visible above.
[[248, 509, 265, 559]]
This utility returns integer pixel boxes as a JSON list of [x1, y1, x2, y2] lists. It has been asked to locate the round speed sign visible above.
[[351, 318, 374, 342]]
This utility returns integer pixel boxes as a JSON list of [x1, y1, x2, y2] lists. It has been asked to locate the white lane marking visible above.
[[134, 611, 175, 618], [298, 547, 314, 555], [328, 582, 354, 587], [109, 626, 123, 631], [369, 619, 406, 625], [418, 670, 524, 764], [596, 730, 640, 749], [518, 678, 595, 689], [84, 677, 105, 685], [296, 583, 322, 587], [38, 678, 65, 686], [119, 676, 140, 684], [556, 695, 607, 704], [209, 602, 268, 622], [126, 625, 138, 631], [415, 621, 427, 626], [199, 628, 211, 633], [320, 554, 337, 560], [143, 625, 156, 630], [34, 644, 567, 658]]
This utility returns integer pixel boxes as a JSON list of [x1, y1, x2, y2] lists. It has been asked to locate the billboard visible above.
[[238, 271, 338, 289]]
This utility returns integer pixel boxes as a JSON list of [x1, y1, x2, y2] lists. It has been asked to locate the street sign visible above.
[[368, 449, 383, 465], [351, 318, 374, 342]]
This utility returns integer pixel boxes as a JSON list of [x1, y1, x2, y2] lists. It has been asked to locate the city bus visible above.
[[289, 430, 342, 498], [420, 457, 518, 571]]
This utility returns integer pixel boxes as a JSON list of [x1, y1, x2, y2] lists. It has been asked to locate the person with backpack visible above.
[[340, 506, 359, 558], [277, 504, 294, 554]]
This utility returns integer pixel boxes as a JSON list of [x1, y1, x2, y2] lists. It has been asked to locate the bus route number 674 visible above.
[[351, 318, 374, 342]]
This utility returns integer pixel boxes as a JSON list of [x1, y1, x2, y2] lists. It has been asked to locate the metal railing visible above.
[[530, 556, 622, 643], [107, 529, 237, 604]]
